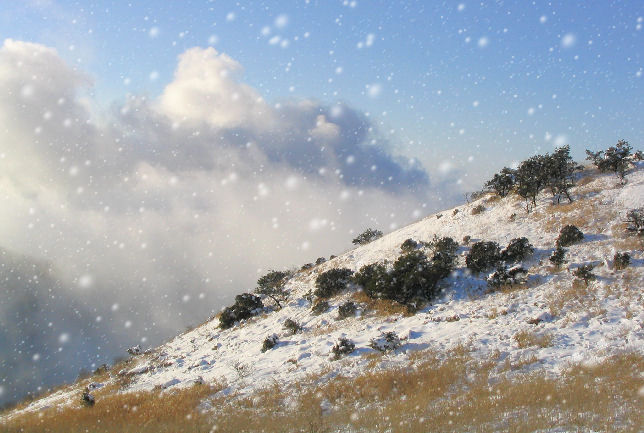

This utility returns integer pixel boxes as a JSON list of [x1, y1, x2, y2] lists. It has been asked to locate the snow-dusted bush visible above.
[[261, 334, 279, 353], [613, 252, 630, 270], [352, 228, 383, 245], [501, 237, 534, 263], [573, 264, 596, 286], [471, 204, 485, 215], [487, 265, 528, 290], [400, 238, 419, 252], [311, 300, 329, 315], [556, 225, 584, 247], [331, 337, 355, 360], [314, 268, 354, 298], [549, 246, 567, 268], [127, 345, 142, 356], [625, 208, 644, 234], [586, 140, 633, 183], [219, 293, 263, 330], [466, 241, 502, 273], [428, 236, 459, 257], [337, 301, 358, 320], [369, 332, 402, 353], [353, 262, 389, 299], [81, 390, 95, 407], [283, 318, 302, 335]]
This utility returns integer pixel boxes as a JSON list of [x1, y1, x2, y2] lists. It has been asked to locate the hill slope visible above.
[[2, 164, 643, 432]]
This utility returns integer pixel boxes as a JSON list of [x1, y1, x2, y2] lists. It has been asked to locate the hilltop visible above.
[[2, 156, 643, 432]]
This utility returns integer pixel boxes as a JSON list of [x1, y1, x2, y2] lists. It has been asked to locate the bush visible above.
[[219, 293, 263, 329], [261, 334, 279, 353], [462, 235, 471, 244], [466, 241, 502, 273], [501, 237, 534, 263], [614, 252, 630, 270], [388, 251, 442, 304], [315, 257, 326, 265], [311, 300, 329, 315], [369, 332, 402, 353], [586, 140, 633, 183], [428, 236, 459, 257], [256, 270, 292, 309], [337, 301, 358, 320], [625, 208, 644, 234], [471, 204, 485, 215], [81, 390, 95, 407], [352, 228, 383, 245], [300, 263, 314, 271], [331, 337, 355, 360], [556, 225, 584, 247], [283, 318, 302, 335], [573, 264, 596, 286], [549, 246, 567, 268], [353, 262, 389, 299], [314, 268, 354, 298], [487, 265, 528, 290], [400, 238, 419, 252]]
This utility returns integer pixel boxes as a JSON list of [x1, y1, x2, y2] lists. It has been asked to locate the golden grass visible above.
[[513, 330, 554, 349], [4, 350, 643, 433], [350, 291, 412, 317], [546, 280, 606, 319]]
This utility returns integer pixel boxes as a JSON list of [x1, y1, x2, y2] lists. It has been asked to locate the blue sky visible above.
[[3, 0, 642, 181]]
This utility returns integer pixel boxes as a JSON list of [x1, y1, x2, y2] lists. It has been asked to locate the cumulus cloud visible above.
[[0, 40, 446, 405]]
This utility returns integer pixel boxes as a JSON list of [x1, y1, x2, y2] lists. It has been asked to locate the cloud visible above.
[[0, 40, 445, 405]]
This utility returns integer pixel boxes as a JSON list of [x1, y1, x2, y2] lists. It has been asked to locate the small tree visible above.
[[331, 337, 355, 360], [485, 167, 516, 197], [586, 140, 633, 183], [549, 246, 567, 268], [613, 252, 630, 270], [283, 318, 302, 335], [337, 301, 358, 320], [369, 332, 402, 353], [501, 237, 534, 263], [573, 264, 596, 286], [515, 155, 548, 210], [556, 225, 584, 247], [314, 268, 354, 298], [466, 241, 502, 273], [255, 270, 292, 309], [625, 208, 644, 234], [352, 228, 383, 245], [544, 145, 582, 203], [219, 293, 263, 330], [353, 262, 389, 299]]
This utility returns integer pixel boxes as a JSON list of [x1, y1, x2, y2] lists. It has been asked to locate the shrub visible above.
[[556, 225, 584, 247], [127, 345, 142, 356], [315, 257, 326, 265], [613, 252, 630, 270], [466, 241, 502, 273], [625, 208, 644, 234], [485, 167, 516, 197], [256, 270, 293, 309], [369, 332, 402, 353], [429, 236, 459, 257], [388, 251, 442, 304], [331, 337, 355, 360], [549, 246, 567, 268], [400, 238, 419, 252], [283, 318, 302, 335], [353, 262, 389, 299], [471, 204, 485, 215], [573, 264, 596, 286], [352, 228, 383, 245], [586, 140, 633, 183], [311, 300, 329, 315], [501, 237, 534, 263], [219, 293, 263, 329], [487, 265, 528, 290], [314, 268, 354, 298], [300, 263, 314, 271], [81, 390, 95, 407], [261, 334, 279, 353], [337, 301, 358, 320]]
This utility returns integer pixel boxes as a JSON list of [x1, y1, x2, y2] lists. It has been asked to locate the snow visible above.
[[5, 164, 644, 419]]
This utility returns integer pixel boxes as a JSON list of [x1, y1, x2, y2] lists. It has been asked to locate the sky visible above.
[[0, 0, 642, 406]]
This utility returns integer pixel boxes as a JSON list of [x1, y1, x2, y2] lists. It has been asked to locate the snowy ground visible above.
[[5, 163, 643, 419]]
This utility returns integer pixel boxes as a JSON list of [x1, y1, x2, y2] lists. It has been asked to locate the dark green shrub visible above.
[[400, 238, 419, 252], [485, 167, 516, 197], [283, 318, 302, 334], [219, 293, 263, 329], [352, 228, 383, 245], [501, 237, 534, 263], [549, 246, 567, 268], [626, 208, 644, 234], [586, 140, 633, 183], [556, 225, 584, 247], [573, 264, 596, 286], [353, 262, 389, 299], [311, 300, 330, 315], [388, 251, 439, 304], [613, 252, 630, 270], [315, 257, 326, 265], [471, 204, 485, 215], [429, 236, 459, 257], [331, 337, 355, 360], [337, 301, 358, 320], [261, 334, 279, 353], [314, 268, 354, 298], [369, 332, 402, 353], [487, 265, 528, 290], [255, 270, 293, 309], [466, 241, 502, 273]]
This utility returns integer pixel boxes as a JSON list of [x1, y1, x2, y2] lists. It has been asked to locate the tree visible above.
[[544, 145, 582, 203], [586, 140, 633, 183], [219, 293, 263, 329], [352, 228, 383, 245], [515, 155, 548, 210], [255, 270, 292, 309], [485, 167, 516, 197]]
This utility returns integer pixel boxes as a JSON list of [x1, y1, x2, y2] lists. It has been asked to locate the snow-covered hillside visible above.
[[4, 164, 644, 429]]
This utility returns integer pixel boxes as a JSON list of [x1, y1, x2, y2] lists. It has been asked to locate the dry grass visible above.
[[351, 291, 411, 317], [4, 349, 643, 433], [513, 330, 553, 349], [546, 280, 606, 318]]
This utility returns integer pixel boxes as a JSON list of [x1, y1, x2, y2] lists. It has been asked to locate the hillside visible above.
[[2, 162, 643, 433]]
